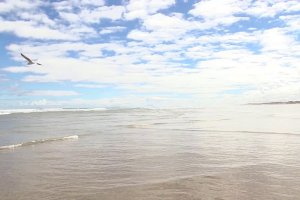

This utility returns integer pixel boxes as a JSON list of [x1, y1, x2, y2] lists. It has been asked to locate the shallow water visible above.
[[1, 105, 300, 200]]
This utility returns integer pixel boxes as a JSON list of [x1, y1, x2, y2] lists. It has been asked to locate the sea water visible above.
[[1, 105, 300, 200]]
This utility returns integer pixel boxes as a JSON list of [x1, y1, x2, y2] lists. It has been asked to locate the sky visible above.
[[0, 0, 300, 109]]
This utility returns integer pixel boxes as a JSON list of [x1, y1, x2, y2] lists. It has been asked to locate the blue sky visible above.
[[0, 0, 300, 109]]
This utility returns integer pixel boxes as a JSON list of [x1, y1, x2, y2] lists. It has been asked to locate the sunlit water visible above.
[[1, 105, 300, 200]]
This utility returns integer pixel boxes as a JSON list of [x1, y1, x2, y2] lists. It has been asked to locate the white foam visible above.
[[0, 112, 11, 115], [0, 108, 106, 115], [63, 135, 79, 140], [0, 143, 22, 150], [0, 135, 79, 150]]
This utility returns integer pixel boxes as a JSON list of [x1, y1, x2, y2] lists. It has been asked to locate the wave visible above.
[[0, 108, 106, 115], [0, 135, 79, 150], [206, 129, 300, 136], [0, 111, 11, 115], [194, 129, 299, 136], [148, 127, 300, 137]]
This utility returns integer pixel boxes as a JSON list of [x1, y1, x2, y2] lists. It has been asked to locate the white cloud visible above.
[[127, 13, 252, 44], [143, 13, 191, 31], [52, 0, 105, 11], [28, 90, 79, 97], [189, 0, 300, 20], [59, 5, 125, 24], [52, 1, 73, 11], [75, 83, 106, 88], [0, 20, 78, 40], [125, 0, 175, 20], [127, 13, 199, 43], [189, 0, 300, 28], [2, 0, 300, 107], [189, 0, 245, 19], [245, 0, 300, 18], [260, 28, 296, 51], [0, 0, 42, 13], [19, 95, 197, 109], [5, 25, 300, 104], [16, 12, 56, 27], [59, 12, 81, 23], [80, 0, 105, 6], [189, 0, 248, 26], [68, 25, 97, 38], [6, 42, 128, 60], [79, 6, 125, 23], [30, 99, 48, 106], [280, 14, 300, 32]]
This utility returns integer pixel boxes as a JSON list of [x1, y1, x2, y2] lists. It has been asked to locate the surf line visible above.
[[0, 135, 79, 150]]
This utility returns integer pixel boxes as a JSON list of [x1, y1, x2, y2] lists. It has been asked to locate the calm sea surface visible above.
[[1, 105, 300, 200]]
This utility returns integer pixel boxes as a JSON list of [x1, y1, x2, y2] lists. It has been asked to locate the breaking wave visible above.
[[0, 135, 79, 150], [0, 108, 106, 115]]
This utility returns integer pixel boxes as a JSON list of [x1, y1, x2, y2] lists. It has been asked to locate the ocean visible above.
[[1, 105, 300, 200]]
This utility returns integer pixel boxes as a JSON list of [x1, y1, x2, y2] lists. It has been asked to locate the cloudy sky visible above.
[[0, 0, 300, 108]]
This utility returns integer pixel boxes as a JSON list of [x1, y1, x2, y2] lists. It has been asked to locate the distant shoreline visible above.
[[248, 101, 300, 105]]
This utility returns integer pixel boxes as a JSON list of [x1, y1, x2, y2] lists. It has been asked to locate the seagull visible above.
[[20, 53, 42, 65]]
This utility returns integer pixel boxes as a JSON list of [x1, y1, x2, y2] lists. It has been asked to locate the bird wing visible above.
[[21, 53, 33, 63], [36, 63, 42, 65]]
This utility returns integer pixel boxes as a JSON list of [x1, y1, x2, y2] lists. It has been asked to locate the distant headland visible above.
[[248, 101, 300, 105]]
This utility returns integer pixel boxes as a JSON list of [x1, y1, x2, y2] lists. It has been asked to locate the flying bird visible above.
[[20, 53, 42, 65]]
